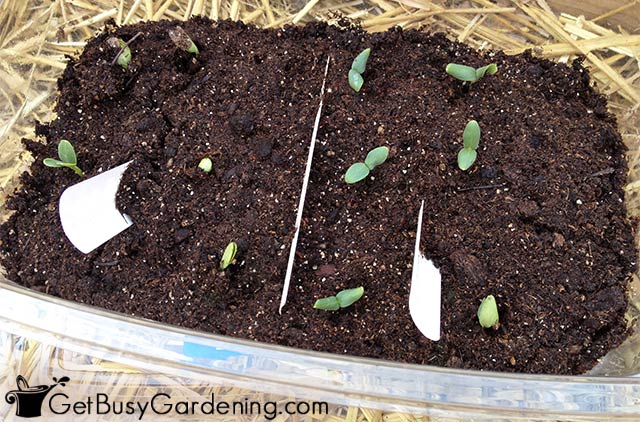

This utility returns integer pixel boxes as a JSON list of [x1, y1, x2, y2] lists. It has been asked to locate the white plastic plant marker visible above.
[[279, 56, 331, 314], [59, 161, 133, 254], [409, 200, 442, 341]]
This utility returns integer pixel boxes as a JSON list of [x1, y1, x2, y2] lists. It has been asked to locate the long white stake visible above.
[[279, 57, 331, 314]]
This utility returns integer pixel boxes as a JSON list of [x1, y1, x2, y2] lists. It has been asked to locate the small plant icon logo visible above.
[[5, 375, 69, 418]]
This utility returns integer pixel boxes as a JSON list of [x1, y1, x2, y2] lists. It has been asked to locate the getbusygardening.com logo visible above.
[[5, 374, 329, 420]]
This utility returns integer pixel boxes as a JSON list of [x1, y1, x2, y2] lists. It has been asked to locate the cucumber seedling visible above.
[[348, 48, 371, 92], [169, 26, 199, 55], [198, 157, 213, 173], [107, 37, 132, 69], [457, 120, 480, 171], [43, 140, 84, 177], [314, 286, 364, 311], [220, 241, 238, 270], [344, 146, 389, 184], [107, 32, 142, 68], [446, 63, 497, 84], [477, 294, 499, 329]]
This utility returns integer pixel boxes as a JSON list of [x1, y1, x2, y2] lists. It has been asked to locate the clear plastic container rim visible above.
[[1, 279, 640, 419]]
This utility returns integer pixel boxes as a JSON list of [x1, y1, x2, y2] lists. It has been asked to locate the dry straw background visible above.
[[2, 0, 640, 420]]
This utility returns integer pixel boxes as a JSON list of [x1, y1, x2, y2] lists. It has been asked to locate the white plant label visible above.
[[59, 161, 133, 254], [409, 200, 442, 341]]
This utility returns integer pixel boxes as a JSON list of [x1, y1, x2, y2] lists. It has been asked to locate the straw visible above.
[[1, 0, 640, 418]]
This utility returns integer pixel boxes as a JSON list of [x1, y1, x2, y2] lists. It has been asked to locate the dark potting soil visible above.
[[1, 18, 637, 375]]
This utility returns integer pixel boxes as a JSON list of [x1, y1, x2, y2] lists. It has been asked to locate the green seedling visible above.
[[198, 157, 213, 173], [220, 241, 238, 270], [348, 48, 371, 92], [477, 294, 499, 329], [43, 140, 84, 177], [344, 146, 389, 184], [457, 120, 480, 171], [107, 37, 132, 69], [314, 286, 364, 311], [169, 26, 199, 55], [446, 63, 497, 83]]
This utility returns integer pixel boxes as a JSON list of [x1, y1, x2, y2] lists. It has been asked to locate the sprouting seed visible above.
[[43, 140, 84, 177], [446, 63, 497, 83], [198, 157, 213, 173], [220, 241, 238, 270], [457, 120, 480, 171], [348, 48, 371, 92], [477, 294, 499, 328], [169, 26, 199, 55], [314, 286, 364, 311], [345, 146, 389, 184], [107, 37, 132, 69]]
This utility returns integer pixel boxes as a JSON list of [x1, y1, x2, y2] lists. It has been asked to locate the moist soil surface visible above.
[[1, 18, 637, 375]]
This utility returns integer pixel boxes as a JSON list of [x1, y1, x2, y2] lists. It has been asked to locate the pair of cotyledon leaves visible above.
[[43, 140, 84, 177]]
